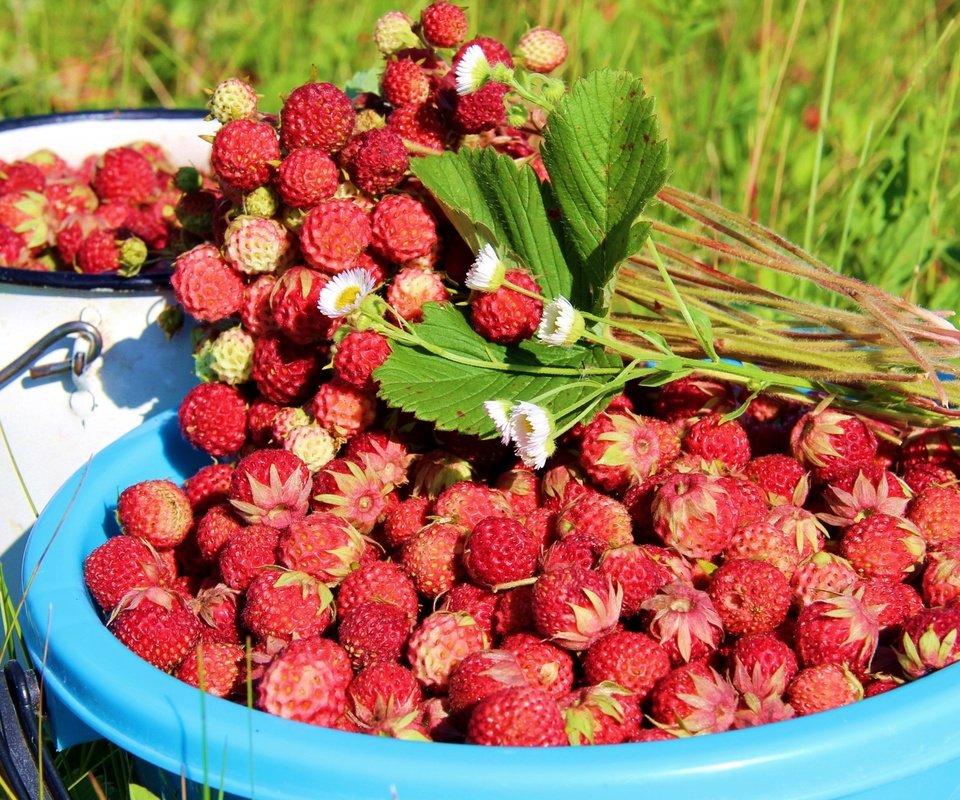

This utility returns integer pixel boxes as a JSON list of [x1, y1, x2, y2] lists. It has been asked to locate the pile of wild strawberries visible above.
[[81, 2, 960, 747], [0, 138, 211, 275]]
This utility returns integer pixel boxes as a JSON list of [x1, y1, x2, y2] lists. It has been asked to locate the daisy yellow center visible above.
[[335, 286, 362, 311]]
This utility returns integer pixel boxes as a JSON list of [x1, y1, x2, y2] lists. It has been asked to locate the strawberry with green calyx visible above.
[[648, 661, 739, 736], [683, 413, 752, 472], [838, 513, 926, 582], [789, 403, 879, 484], [241, 568, 335, 641], [108, 586, 203, 672], [563, 682, 640, 745], [228, 448, 313, 529], [790, 551, 859, 608], [818, 470, 911, 528], [794, 591, 881, 677], [745, 453, 808, 506], [346, 662, 423, 733], [576, 408, 664, 494], [531, 565, 622, 652], [921, 545, 960, 607], [554, 488, 633, 550], [84, 535, 173, 612], [278, 512, 368, 585], [895, 605, 960, 679]]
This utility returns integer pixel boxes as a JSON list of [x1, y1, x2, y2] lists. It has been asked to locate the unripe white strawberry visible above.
[[206, 77, 259, 123], [516, 27, 568, 73]]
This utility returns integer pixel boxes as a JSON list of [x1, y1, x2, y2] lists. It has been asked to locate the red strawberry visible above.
[[381, 495, 432, 550], [241, 568, 335, 640], [555, 488, 633, 550], [581, 631, 672, 703], [191, 581, 242, 644], [470, 268, 543, 344], [387, 103, 448, 153], [652, 471, 738, 560], [563, 682, 641, 745], [338, 600, 413, 671], [269, 266, 339, 344], [274, 147, 339, 210], [439, 582, 498, 636], [433, 480, 512, 529], [381, 57, 431, 108], [171, 243, 245, 323], [406, 610, 488, 692], [116, 479, 193, 550], [921, 545, 960, 607], [229, 448, 312, 529], [728, 632, 798, 698], [370, 193, 438, 264], [183, 463, 235, 514], [210, 118, 280, 192], [217, 524, 281, 591], [84, 535, 172, 612], [576, 409, 668, 494], [895, 605, 960, 679], [598, 543, 672, 617], [794, 592, 880, 676], [346, 662, 423, 733], [241, 274, 280, 338], [653, 376, 735, 421], [786, 664, 863, 716], [419, 2, 468, 48], [724, 520, 802, 578], [531, 565, 622, 651], [175, 641, 244, 698], [333, 330, 392, 392], [257, 636, 353, 726], [92, 146, 158, 204], [500, 632, 575, 699], [108, 586, 203, 671], [789, 406, 878, 483], [279, 82, 356, 155], [279, 512, 366, 584], [299, 199, 372, 274], [839, 512, 926, 581], [251, 333, 325, 406], [683, 413, 751, 471], [466, 686, 567, 746], [463, 516, 540, 589], [310, 380, 377, 439], [384, 265, 448, 322], [907, 484, 960, 549], [648, 661, 738, 735], [178, 382, 249, 461], [401, 521, 467, 599], [856, 578, 923, 632], [790, 551, 859, 608], [336, 559, 420, 623], [310, 456, 392, 534], [342, 128, 409, 195], [707, 558, 792, 636], [641, 581, 724, 665], [447, 649, 528, 726], [492, 585, 536, 638]]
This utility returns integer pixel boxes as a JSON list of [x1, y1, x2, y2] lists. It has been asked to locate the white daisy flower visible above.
[[465, 243, 506, 291], [317, 268, 377, 318], [536, 296, 585, 347], [455, 44, 491, 96], [483, 400, 514, 445], [509, 401, 556, 469]]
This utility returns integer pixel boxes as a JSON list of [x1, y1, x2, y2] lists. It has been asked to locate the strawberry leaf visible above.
[[540, 69, 669, 316], [374, 302, 623, 438]]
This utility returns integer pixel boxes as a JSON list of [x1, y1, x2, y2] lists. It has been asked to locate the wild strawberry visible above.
[[342, 128, 409, 195], [0, 222, 29, 267], [789, 405, 878, 483], [439, 582, 497, 636], [228, 448, 312, 529], [222, 214, 294, 275], [581, 631, 672, 703], [251, 333, 324, 405], [901, 461, 956, 495], [331, 330, 391, 393], [552, 490, 632, 552], [406, 610, 488, 692], [108, 586, 203, 672], [217, 524, 281, 591], [648, 661, 738, 735], [206, 77, 259, 123], [921, 545, 960, 606], [641, 581, 724, 665], [336, 559, 420, 623], [856, 578, 923, 632], [765, 502, 826, 560], [653, 375, 735, 421], [381, 496, 432, 551], [279, 82, 356, 155], [492, 585, 535, 638], [210, 118, 280, 192], [370, 193, 438, 264], [466, 686, 567, 747], [190, 581, 242, 644], [75, 229, 146, 275], [171, 243, 245, 323], [310, 456, 392, 534], [818, 470, 910, 529], [257, 636, 353, 726], [309, 379, 377, 439], [531, 565, 622, 651], [284, 424, 339, 473], [463, 516, 540, 589], [117, 479, 193, 550], [652, 470, 738, 560], [240, 274, 280, 337], [562, 682, 641, 745], [576, 409, 664, 494], [515, 27, 568, 73], [895, 605, 960, 679], [790, 551, 859, 607], [91, 146, 158, 204], [269, 266, 338, 344], [183, 464, 235, 515], [345, 430, 413, 492], [84, 535, 172, 612], [470, 268, 543, 344], [241, 568, 334, 640], [384, 265, 448, 322], [387, 103, 448, 152], [597, 544, 672, 617], [278, 512, 366, 585], [683, 413, 751, 471], [346, 661, 423, 732], [539, 532, 602, 575], [274, 147, 339, 209], [447, 649, 528, 726], [724, 519, 802, 578], [786, 664, 863, 716], [839, 513, 926, 581], [178, 382, 248, 458], [500, 632, 574, 699], [207, 326, 255, 385], [907, 484, 960, 549], [433, 480, 512, 530], [381, 58, 431, 108], [794, 592, 880, 676], [728, 632, 798, 698], [419, 2, 468, 48], [1, 160, 45, 194], [338, 600, 413, 671], [707, 558, 792, 636], [401, 521, 467, 599], [0, 189, 51, 251], [299, 199, 371, 274], [898, 426, 960, 472], [175, 641, 244, 698]]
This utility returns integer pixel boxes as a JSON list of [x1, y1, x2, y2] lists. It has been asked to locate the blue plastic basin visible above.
[[20, 411, 960, 800]]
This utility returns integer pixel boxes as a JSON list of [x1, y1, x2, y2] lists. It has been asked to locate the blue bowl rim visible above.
[[19, 410, 960, 800]]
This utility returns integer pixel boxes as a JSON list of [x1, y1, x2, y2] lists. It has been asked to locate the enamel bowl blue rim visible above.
[[20, 410, 960, 800], [0, 108, 206, 292]]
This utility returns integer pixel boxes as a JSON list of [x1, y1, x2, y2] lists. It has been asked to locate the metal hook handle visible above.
[[0, 321, 103, 388]]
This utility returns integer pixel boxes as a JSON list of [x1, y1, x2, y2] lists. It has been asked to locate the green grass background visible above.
[[0, 0, 958, 796]]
